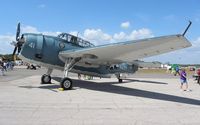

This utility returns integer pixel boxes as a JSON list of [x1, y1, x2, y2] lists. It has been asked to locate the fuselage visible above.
[[19, 33, 138, 78]]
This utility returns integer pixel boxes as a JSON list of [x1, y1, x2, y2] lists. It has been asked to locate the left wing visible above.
[[59, 35, 191, 65]]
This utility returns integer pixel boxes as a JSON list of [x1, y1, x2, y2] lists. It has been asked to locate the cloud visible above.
[[113, 32, 126, 41], [22, 25, 61, 36], [0, 35, 15, 54], [128, 28, 153, 40], [185, 37, 200, 52], [192, 37, 200, 47], [83, 29, 113, 45], [113, 28, 153, 42], [21, 25, 38, 33], [0, 25, 153, 54], [71, 28, 153, 45], [121, 21, 130, 29]]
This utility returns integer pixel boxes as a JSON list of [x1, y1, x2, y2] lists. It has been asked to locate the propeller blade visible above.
[[13, 55, 17, 61], [12, 46, 17, 56], [17, 45, 22, 54], [12, 22, 24, 60], [16, 23, 20, 41], [12, 46, 18, 61]]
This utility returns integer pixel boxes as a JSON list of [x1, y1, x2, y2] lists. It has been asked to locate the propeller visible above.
[[16, 23, 20, 41], [12, 22, 25, 61]]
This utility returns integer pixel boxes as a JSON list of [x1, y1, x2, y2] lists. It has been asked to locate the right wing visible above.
[[59, 34, 191, 65]]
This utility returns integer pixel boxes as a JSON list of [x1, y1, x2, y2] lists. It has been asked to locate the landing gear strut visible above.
[[60, 57, 81, 90], [115, 73, 123, 83], [41, 68, 53, 84]]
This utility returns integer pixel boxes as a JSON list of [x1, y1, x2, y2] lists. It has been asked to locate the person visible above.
[[0, 60, 4, 76], [78, 73, 81, 79], [3, 61, 7, 71], [0, 65, 3, 76], [179, 69, 188, 91], [197, 69, 200, 84], [175, 65, 180, 76]]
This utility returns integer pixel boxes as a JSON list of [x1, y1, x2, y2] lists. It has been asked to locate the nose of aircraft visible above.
[[12, 23, 26, 60]]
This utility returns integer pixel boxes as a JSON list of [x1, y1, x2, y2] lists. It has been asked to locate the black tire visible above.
[[61, 78, 73, 90], [118, 79, 123, 83], [41, 74, 51, 84]]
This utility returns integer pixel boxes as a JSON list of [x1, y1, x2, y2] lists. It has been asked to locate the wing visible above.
[[59, 35, 191, 65]]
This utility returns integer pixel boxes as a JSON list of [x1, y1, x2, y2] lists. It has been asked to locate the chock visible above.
[[58, 88, 64, 91]]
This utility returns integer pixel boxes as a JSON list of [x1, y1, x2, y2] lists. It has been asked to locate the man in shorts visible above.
[[180, 69, 188, 91]]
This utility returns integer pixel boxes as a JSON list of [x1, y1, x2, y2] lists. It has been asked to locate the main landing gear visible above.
[[60, 57, 81, 90], [61, 77, 73, 90], [115, 73, 123, 83], [118, 78, 123, 83], [41, 68, 53, 84], [40, 57, 81, 90]]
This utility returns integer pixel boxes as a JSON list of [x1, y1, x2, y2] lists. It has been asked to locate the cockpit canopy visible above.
[[57, 33, 95, 48]]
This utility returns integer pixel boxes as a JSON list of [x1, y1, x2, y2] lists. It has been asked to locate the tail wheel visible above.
[[118, 79, 123, 83], [61, 78, 72, 90], [41, 74, 51, 84]]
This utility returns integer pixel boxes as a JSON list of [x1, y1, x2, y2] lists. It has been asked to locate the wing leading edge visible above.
[[59, 34, 191, 64]]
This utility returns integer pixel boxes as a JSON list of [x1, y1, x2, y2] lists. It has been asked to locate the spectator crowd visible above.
[[0, 59, 14, 76]]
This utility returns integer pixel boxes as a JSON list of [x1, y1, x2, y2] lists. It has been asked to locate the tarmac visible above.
[[0, 67, 200, 125]]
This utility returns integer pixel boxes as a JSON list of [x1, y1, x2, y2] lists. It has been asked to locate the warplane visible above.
[[12, 22, 192, 90]]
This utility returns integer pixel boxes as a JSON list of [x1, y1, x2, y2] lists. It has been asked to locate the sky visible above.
[[0, 0, 200, 64]]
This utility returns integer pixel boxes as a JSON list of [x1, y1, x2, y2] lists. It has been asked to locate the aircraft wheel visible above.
[[118, 79, 123, 83], [61, 78, 73, 90], [41, 74, 51, 84]]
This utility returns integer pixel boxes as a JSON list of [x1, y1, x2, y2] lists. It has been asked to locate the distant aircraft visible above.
[[11, 22, 192, 90]]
